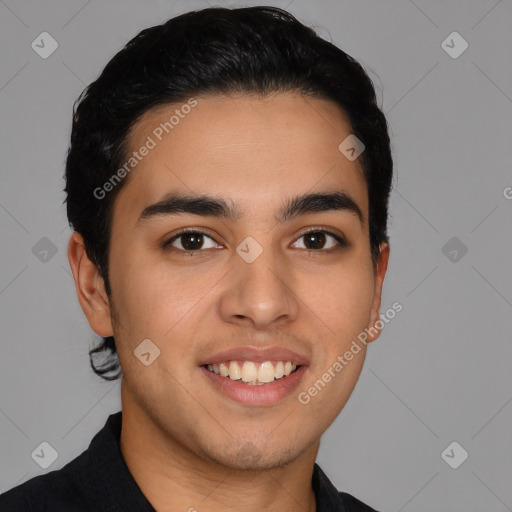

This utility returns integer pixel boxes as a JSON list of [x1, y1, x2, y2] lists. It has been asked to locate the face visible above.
[[76, 92, 389, 471]]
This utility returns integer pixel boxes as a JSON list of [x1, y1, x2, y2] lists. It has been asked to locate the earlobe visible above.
[[366, 242, 390, 343], [67, 232, 114, 337]]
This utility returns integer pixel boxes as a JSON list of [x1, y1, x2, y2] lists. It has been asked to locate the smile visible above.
[[204, 360, 299, 385], [198, 346, 310, 405]]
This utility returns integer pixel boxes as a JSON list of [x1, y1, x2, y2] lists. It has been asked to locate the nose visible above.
[[218, 243, 300, 330]]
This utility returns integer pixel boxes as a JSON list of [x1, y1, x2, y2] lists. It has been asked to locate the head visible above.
[[65, 6, 392, 470]]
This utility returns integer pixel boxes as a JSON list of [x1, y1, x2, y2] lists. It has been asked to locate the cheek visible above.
[[108, 248, 217, 355], [107, 246, 169, 350], [300, 350, 366, 430], [298, 263, 375, 341]]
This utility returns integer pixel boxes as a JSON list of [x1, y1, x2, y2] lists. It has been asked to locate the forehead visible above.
[[115, 92, 368, 223]]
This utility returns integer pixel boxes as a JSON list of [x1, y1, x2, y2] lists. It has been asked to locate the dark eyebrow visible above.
[[278, 190, 363, 224], [136, 190, 363, 226]]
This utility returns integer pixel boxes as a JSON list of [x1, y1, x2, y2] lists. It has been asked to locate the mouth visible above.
[[198, 347, 310, 406], [202, 360, 302, 385]]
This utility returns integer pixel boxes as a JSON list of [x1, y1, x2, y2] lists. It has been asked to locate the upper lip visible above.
[[198, 346, 310, 366]]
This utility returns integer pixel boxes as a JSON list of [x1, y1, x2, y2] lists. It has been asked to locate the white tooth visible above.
[[212, 364, 220, 374], [228, 361, 242, 380], [284, 361, 293, 376], [274, 361, 284, 379], [241, 361, 258, 382], [207, 364, 213, 372], [219, 362, 229, 377], [292, 363, 297, 372], [257, 361, 275, 383]]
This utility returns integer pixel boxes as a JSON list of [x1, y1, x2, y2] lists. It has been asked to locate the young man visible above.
[[1, 6, 392, 511]]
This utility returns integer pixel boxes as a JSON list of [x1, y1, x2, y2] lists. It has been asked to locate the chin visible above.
[[202, 438, 307, 472]]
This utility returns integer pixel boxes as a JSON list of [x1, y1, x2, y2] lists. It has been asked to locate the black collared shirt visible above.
[[0, 411, 379, 511]]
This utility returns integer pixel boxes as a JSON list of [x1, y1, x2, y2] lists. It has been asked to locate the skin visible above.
[[68, 92, 389, 512]]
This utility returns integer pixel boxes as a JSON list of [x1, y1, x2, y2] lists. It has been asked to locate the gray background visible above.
[[1, 0, 511, 510]]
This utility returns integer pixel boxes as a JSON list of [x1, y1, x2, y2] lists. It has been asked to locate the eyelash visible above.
[[162, 227, 348, 255]]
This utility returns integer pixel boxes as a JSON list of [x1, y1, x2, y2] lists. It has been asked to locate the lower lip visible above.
[[200, 365, 308, 406]]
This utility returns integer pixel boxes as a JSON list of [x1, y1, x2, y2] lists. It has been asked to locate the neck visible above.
[[119, 383, 318, 512]]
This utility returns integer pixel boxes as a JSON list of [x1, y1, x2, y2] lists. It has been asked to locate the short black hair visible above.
[[64, 6, 393, 381]]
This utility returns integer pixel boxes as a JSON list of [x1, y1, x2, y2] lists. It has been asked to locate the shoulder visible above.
[[339, 491, 381, 512], [0, 457, 88, 511]]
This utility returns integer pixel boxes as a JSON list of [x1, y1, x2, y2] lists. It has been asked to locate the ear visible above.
[[67, 232, 114, 337], [366, 242, 390, 343]]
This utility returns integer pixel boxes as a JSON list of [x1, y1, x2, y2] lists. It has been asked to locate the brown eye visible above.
[[164, 231, 221, 252], [178, 232, 204, 251], [303, 232, 327, 250], [292, 230, 347, 252]]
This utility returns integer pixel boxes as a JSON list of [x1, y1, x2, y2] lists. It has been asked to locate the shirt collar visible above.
[[312, 461, 347, 511], [75, 411, 155, 511]]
